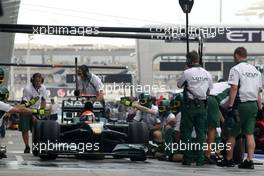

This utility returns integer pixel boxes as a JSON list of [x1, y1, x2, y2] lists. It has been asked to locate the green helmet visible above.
[[158, 99, 170, 115], [170, 93, 183, 114], [0, 85, 9, 101], [0, 68, 4, 84], [139, 93, 152, 108]]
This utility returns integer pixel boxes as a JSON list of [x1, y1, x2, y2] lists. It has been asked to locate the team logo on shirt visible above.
[[242, 72, 259, 78], [192, 77, 209, 81]]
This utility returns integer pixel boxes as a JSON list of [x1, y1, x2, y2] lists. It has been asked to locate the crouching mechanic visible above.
[[121, 93, 162, 143], [157, 99, 183, 162], [20, 73, 48, 153], [205, 81, 230, 164], [0, 70, 9, 141], [170, 93, 183, 143]]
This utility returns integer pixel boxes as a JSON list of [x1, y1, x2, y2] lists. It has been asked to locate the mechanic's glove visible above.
[[32, 108, 49, 116], [74, 90, 80, 97], [24, 97, 40, 107], [226, 106, 233, 117], [257, 109, 264, 120], [123, 100, 133, 107]]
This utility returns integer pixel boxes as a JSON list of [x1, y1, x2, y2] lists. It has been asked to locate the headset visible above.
[[31, 73, 44, 84], [186, 54, 192, 68]]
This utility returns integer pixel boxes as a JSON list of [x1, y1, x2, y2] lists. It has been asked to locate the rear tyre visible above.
[[32, 120, 43, 156], [128, 122, 149, 144], [39, 120, 60, 160], [39, 154, 57, 160], [130, 155, 147, 161]]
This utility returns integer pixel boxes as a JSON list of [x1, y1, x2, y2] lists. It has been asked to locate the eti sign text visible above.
[[227, 30, 264, 42]]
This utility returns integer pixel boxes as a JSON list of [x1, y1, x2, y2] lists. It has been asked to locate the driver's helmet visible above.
[[138, 93, 152, 108], [80, 110, 96, 123], [170, 93, 183, 115]]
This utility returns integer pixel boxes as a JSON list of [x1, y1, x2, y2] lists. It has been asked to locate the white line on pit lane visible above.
[[15, 155, 24, 162], [7, 141, 13, 144], [8, 151, 24, 154]]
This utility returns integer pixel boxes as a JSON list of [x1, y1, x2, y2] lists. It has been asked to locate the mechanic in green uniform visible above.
[[0, 83, 9, 159], [205, 81, 230, 164], [0, 86, 9, 134], [170, 93, 183, 143], [177, 51, 213, 166], [156, 99, 177, 160], [169, 94, 184, 162], [0, 67, 9, 136], [219, 47, 262, 169]]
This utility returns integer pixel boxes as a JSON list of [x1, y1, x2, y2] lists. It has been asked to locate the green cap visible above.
[[139, 93, 152, 108]]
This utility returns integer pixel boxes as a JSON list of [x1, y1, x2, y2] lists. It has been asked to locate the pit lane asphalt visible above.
[[0, 130, 264, 176]]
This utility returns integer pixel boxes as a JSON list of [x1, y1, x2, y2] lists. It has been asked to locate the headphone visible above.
[[186, 56, 192, 67], [31, 73, 44, 84]]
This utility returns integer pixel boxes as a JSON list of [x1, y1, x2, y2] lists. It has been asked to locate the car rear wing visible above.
[[61, 98, 104, 123]]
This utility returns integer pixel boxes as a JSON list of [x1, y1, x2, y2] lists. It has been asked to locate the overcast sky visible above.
[[15, 0, 263, 46]]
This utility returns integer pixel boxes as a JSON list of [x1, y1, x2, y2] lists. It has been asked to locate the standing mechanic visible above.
[[177, 51, 213, 166], [20, 73, 48, 153], [219, 47, 262, 169], [75, 65, 104, 101], [48, 98, 59, 121], [0, 68, 46, 158]]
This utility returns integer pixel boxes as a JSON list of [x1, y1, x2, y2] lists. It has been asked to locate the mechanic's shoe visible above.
[[210, 154, 218, 162], [156, 153, 170, 161], [238, 159, 254, 169], [24, 145, 30, 153], [182, 160, 191, 166], [217, 158, 235, 167], [155, 152, 166, 160], [204, 156, 216, 165]]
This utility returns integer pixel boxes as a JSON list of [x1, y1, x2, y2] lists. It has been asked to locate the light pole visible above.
[[26, 34, 34, 85], [179, 0, 194, 55], [220, 0, 222, 24]]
